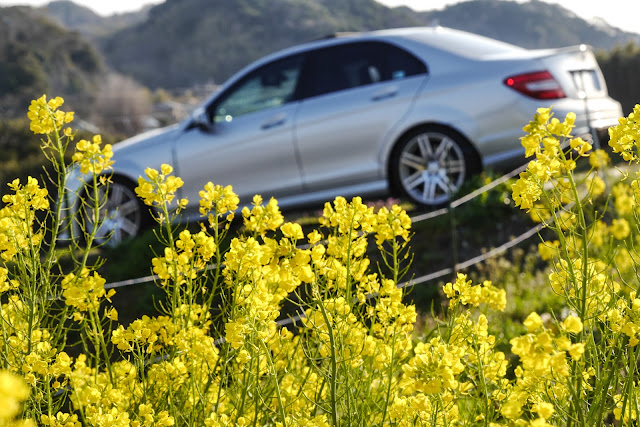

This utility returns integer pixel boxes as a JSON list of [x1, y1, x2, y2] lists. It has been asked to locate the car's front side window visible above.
[[212, 55, 304, 123]]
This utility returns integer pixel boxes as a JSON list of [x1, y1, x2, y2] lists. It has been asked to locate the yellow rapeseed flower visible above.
[[609, 104, 640, 162], [135, 164, 185, 209], [532, 402, 554, 419], [242, 196, 284, 235], [71, 135, 113, 175], [199, 182, 238, 219], [538, 240, 560, 261], [512, 173, 542, 212], [27, 95, 73, 134], [610, 218, 631, 240], [589, 149, 610, 169], [562, 315, 583, 334], [0, 370, 30, 421], [523, 312, 543, 332]]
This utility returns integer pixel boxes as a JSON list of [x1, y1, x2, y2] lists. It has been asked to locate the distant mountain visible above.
[[42, 0, 152, 38], [100, 0, 423, 89], [98, 0, 640, 90], [418, 0, 638, 50], [0, 6, 105, 117]]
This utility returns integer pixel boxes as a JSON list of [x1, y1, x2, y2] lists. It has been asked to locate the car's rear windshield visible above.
[[410, 28, 526, 59]]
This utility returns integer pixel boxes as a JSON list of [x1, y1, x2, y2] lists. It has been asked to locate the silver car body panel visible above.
[[175, 102, 304, 205], [295, 74, 426, 192]]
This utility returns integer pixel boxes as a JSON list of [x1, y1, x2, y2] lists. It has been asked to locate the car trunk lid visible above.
[[524, 45, 608, 99]]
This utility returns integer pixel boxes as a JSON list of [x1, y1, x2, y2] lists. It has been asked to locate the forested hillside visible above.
[[100, 0, 422, 88], [43, 0, 152, 39], [0, 6, 104, 118], [420, 0, 637, 50]]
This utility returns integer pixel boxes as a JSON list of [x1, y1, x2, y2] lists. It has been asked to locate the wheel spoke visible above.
[[435, 137, 453, 161], [403, 171, 425, 190], [435, 174, 452, 193], [400, 152, 425, 171], [119, 218, 139, 236], [118, 199, 140, 217], [444, 159, 465, 175], [110, 184, 125, 206], [416, 134, 434, 158], [423, 176, 438, 201]]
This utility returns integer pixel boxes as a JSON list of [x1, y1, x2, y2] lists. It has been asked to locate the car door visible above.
[[175, 54, 305, 206], [294, 41, 427, 192]]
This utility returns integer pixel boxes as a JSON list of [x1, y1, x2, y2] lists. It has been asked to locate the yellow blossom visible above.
[[71, 135, 114, 175], [523, 312, 543, 332], [611, 218, 631, 240], [512, 173, 542, 212], [0, 371, 30, 421], [135, 164, 184, 210], [538, 240, 559, 261], [27, 95, 72, 134], [562, 315, 583, 334], [589, 149, 610, 169], [242, 196, 284, 235], [532, 402, 555, 419], [199, 182, 238, 219]]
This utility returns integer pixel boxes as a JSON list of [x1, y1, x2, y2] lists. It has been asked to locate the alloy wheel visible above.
[[397, 131, 467, 206], [83, 181, 142, 247]]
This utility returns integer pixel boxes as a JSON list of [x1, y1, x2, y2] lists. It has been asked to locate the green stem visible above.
[[88, 307, 114, 384], [261, 340, 287, 427], [591, 338, 621, 423], [317, 297, 340, 427]]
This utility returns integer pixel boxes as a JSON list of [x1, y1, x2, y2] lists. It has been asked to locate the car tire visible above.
[[80, 178, 145, 247], [390, 127, 479, 207]]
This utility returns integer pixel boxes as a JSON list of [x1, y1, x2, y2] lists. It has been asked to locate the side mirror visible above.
[[188, 107, 212, 131]]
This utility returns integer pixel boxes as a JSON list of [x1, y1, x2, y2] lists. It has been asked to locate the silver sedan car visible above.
[[63, 26, 622, 245]]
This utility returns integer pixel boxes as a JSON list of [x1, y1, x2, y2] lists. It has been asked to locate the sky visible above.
[[0, 0, 638, 34]]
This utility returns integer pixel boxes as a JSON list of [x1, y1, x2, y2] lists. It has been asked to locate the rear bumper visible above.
[[553, 96, 622, 130], [483, 96, 623, 172]]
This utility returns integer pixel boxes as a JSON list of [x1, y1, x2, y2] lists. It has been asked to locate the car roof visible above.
[[292, 26, 526, 59]]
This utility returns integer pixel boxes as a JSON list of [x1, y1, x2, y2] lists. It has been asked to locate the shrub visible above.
[[3, 95, 640, 426]]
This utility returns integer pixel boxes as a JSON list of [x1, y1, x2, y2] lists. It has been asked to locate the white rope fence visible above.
[[275, 220, 544, 328], [103, 160, 532, 291]]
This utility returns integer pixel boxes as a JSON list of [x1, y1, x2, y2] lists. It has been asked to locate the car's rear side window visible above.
[[300, 41, 426, 99]]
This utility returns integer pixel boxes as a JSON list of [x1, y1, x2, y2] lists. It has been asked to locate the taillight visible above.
[[504, 71, 566, 99]]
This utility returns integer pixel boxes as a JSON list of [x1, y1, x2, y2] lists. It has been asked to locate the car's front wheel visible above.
[[80, 179, 144, 247], [391, 127, 477, 206]]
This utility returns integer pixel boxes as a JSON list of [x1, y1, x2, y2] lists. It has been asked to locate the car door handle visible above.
[[371, 88, 398, 101], [261, 115, 286, 130]]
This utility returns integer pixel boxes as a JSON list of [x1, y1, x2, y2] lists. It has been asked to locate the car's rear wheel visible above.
[[391, 127, 478, 206], [80, 179, 145, 247]]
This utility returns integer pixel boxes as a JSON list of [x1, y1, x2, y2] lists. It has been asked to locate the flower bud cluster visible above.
[[27, 95, 74, 135], [71, 135, 114, 175], [135, 164, 187, 210]]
